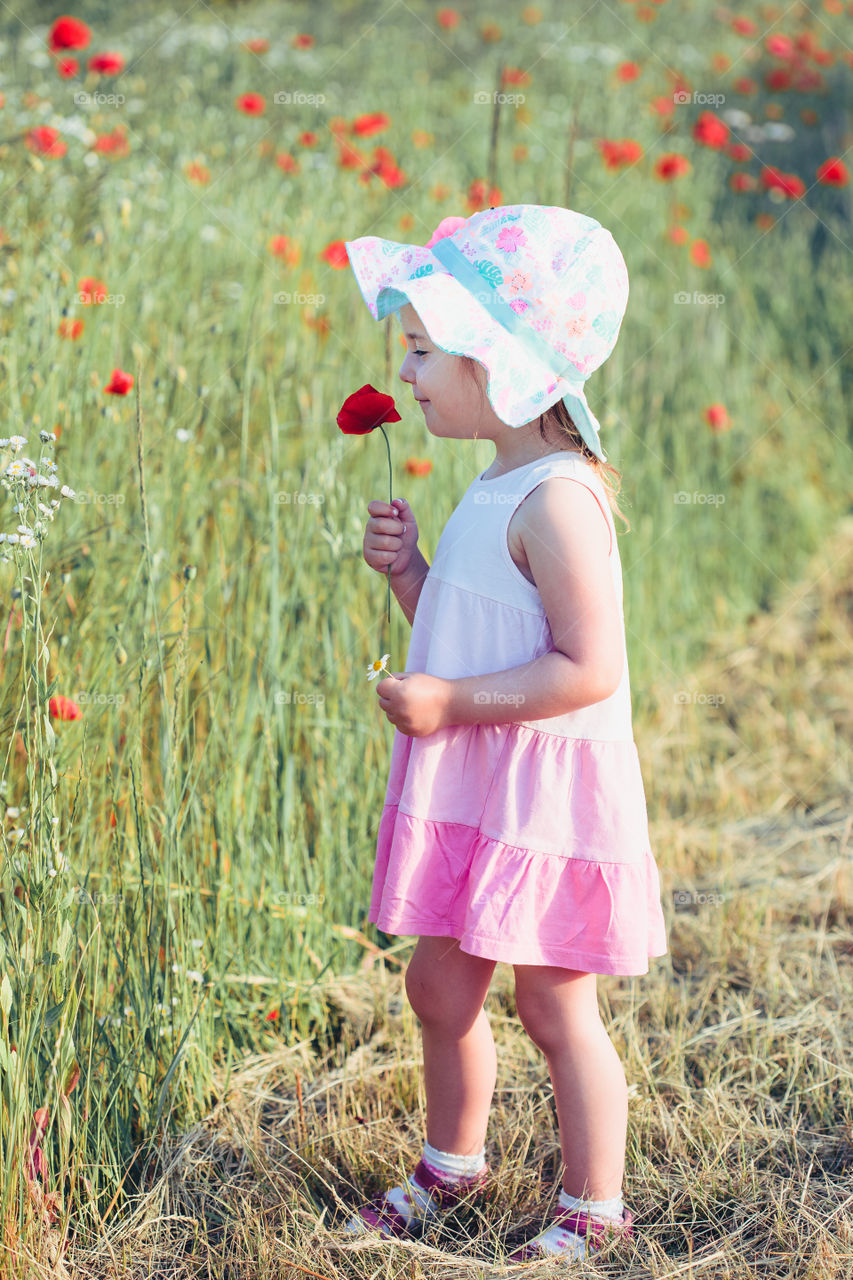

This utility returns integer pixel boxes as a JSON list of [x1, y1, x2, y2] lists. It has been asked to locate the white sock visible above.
[[531, 1188, 624, 1258], [384, 1142, 486, 1225]]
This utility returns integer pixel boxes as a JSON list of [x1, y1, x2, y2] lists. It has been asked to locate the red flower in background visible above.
[[48, 15, 91, 52], [235, 92, 266, 115], [78, 276, 107, 303], [732, 17, 758, 36], [351, 112, 390, 138], [765, 34, 795, 60], [320, 240, 349, 269], [596, 138, 643, 170], [502, 67, 531, 87], [275, 152, 300, 174], [103, 368, 134, 395], [727, 143, 751, 163], [816, 157, 849, 187], [690, 239, 711, 268], [704, 404, 731, 433], [616, 60, 640, 81], [25, 126, 66, 157], [465, 179, 502, 213], [760, 166, 805, 199], [49, 695, 82, 721], [58, 318, 84, 339], [437, 8, 460, 28], [88, 51, 125, 75], [405, 458, 433, 476], [692, 111, 729, 149], [291, 33, 314, 48], [243, 38, 270, 54], [337, 385, 400, 436], [654, 152, 690, 180], [56, 57, 79, 78]]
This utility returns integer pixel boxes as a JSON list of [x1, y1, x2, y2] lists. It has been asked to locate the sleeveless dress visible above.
[[369, 452, 668, 975]]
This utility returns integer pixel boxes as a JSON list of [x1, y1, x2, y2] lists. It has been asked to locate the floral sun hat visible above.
[[343, 204, 630, 462]]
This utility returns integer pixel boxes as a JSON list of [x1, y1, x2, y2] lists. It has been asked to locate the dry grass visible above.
[[58, 519, 853, 1278]]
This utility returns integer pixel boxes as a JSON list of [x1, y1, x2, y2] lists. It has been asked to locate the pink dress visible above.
[[369, 452, 668, 975]]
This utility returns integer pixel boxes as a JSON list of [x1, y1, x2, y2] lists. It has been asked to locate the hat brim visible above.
[[344, 232, 609, 461]]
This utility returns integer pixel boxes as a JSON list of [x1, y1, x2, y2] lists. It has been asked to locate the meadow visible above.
[[0, 0, 850, 1274]]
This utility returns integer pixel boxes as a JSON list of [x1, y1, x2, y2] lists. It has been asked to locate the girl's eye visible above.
[[414, 349, 427, 356]]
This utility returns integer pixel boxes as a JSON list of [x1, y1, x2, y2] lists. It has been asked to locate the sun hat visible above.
[[343, 204, 630, 462]]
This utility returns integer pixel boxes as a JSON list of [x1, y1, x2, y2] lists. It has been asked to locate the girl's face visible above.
[[397, 303, 495, 443]]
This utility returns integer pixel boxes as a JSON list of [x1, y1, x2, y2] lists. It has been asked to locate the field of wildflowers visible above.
[[0, 1, 850, 1273]]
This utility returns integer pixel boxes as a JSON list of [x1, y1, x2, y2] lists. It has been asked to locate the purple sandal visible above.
[[508, 1204, 634, 1262], [344, 1158, 491, 1240]]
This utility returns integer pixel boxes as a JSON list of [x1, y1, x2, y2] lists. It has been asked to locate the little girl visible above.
[[340, 205, 668, 1262]]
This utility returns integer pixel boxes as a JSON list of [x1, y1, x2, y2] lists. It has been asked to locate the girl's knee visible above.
[[405, 938, 494, 1032], [513, 966, 599, 1052]]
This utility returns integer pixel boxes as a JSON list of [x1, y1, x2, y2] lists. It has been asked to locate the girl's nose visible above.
[[399, 356, 415, 385]]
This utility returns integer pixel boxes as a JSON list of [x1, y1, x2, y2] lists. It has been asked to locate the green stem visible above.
[[378, 425, 392, 628]]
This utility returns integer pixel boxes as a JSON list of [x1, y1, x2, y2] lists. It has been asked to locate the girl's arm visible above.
[[391, 548, 430, 626]]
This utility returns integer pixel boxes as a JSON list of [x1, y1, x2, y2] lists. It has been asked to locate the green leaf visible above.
[[0, 973, 12, 1020]]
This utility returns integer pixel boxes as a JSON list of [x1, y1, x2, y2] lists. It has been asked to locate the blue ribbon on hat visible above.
[[430, 237, 607, 462]]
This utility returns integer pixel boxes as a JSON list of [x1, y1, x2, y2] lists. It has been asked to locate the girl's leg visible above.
[[512, 965, 627, 1200], [405, 936, 498, 1154]]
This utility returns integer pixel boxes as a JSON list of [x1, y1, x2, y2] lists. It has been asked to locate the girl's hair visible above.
[[460, 356, 631, 533]]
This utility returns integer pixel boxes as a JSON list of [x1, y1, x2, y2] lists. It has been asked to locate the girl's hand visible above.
[[375, 671, 449, 737], [364, 498, 419, 578]]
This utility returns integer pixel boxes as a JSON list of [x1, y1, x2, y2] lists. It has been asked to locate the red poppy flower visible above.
[[654, 152, 690, 181], [268, 234, 300, 265], [689, 239, 711, 268], [405, 457, 433, 476], [58, 318, 84, 339], [596, 138, 644, 170], [275, 152, 300, 174], [265, 1008, 279, 1022], [103, 368, 134, 395], [49, 695, 82, 721], [335, 138, 368, 170], [25, 126, 66, 158], [291, 33, 314, 48], [692, 111, 729, 149], [666, 225, 689, 245], [337, 385, 401, 436], [727, 143, 751, 163], [235, 92, 266, 115], [56, 57, 79, 78], [649, 95, 675, 118], [465, 179, 502, 213], [704, 404, 731, 433], [78, 276, 107, 304], [729, 172, 757, 193], [298, 131, 318, 146], [185, 161, 210, 184], [765, 67, 792, 92], [616, 60, 640, 82], [48, 15, 91, 52], [760, 166, 805, 199], [88, 51, 125, 76], [320, 240, 349, 270], [93, 127, 130, 157], [765, 34, 795, 60], [816, 157, 849, 187], [243, 38, 270, 54], [437, 8, 460, 28], [733, 77, 757, 94], [502, 67, 530, 87], [731, 17, 757, 36], [351, 112, 390, 138]]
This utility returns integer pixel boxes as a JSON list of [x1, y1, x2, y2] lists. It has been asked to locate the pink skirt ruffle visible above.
[[368, 723, 669, 975]]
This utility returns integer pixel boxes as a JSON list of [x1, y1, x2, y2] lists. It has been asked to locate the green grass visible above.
[[0, 0, 850, 1270]]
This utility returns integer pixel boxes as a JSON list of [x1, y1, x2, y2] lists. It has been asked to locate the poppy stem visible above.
[[378, 425, 392, 627]]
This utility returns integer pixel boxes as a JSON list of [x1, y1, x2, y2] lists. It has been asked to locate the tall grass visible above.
[[0, 0, 850, 1270]]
